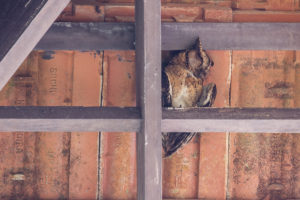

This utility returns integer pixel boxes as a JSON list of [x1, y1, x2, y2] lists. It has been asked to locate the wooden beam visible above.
[[36, 22, 135, 50], [162, 108, 300, 133], [0, 107, 299, 133], [0, 106, 140, 132], [35, 22, 300, 51], [0, 0, 70, 91], [135, 0, 162, 199], [162, 23, 300, 50]]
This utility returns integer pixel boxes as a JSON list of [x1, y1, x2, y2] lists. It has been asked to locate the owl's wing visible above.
[[162, 70, 172, 107], [197, 83, 217, 107], [162, 132, 197, 158]]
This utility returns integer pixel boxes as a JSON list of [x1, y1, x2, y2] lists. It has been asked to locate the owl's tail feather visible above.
[[162, 132, 197, 158]]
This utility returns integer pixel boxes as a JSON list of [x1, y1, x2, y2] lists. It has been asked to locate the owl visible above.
[[162, 38, 217, 158]]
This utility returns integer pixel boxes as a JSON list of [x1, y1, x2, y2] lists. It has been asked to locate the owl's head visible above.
[[186, 38, 214, 79]]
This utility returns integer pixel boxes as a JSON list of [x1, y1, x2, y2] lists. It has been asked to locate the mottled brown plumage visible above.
[[162, 38, 216, 158]]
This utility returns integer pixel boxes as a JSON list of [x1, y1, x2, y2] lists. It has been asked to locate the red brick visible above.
[[233, 10, 300, 22], [295, 51, 300, 108], [267, 0, 300, 11], [104, 5, 134, 22], [163, 137, 200, 199], [57, 2, 73, 21], [69, 51, 102, 199], [99, 51, 137, 199], [229, 51, 300, 199], [36, 51, 74, 199], [198, 51, 231, 199], [58, 5, 104, 22], [162, 5, 202, 22], [167, 0, 232, 7], [105, 4, 203, 22], [198, 133, 228, 198], [203, 7, 232, 22], [232, 0, 300, 11], [232, 0, 268, 10], [0, 52, 39, 199]]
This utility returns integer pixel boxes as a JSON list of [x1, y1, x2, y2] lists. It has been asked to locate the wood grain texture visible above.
[[0, 107, 300, 132], [0, 0, 70, 91], [36, 22, 135, 50], [135, 0, 162, 199], [35, 22, 300, 51], [0, 106, 141, 132], [163, 108, 300, 133], [163, 107, 300, 119], [162, 23, 300, 50]]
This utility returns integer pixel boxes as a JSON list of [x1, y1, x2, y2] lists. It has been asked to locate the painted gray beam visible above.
[[35, 22, 300, 51], [0, 107, 299, 133], [162, 108, 300, 133], [162, 22, 300, 50], [0, 106, 141, 132], [0, 0, 70, 91], [135, 0, 162, 199], [36, 22, 135, 50]]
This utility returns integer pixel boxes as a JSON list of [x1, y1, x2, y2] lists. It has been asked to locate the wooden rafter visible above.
[[163, 108, 300, 133], [0, 107, 299, 133], [0, 0, 70, 91], [35, 22, 300, 51], [0, 106, 140, 132], [135, 0, 162, 199]]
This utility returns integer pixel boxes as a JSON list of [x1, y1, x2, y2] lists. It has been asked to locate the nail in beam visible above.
[[135, 0, 162, 199]]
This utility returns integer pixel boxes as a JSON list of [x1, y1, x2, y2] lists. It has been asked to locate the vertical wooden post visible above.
[[135, 0, 162, 199]]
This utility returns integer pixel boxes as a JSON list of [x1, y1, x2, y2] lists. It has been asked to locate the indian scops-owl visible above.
[[162, 38, 217, 158]]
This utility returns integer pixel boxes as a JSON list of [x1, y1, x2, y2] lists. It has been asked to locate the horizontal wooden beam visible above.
[[162, 23, 300, 50], [0, 107, 300, 133], [35, 22, 300, 51], [163, 107, 300, 119], [0, 106, 141, 132], [162, 108, 300, 133], [35, 22, 135, 50]]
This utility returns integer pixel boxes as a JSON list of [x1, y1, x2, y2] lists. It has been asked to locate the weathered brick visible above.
[[163, 136, 200, 199], [232, 0, 300, 11], [168, 0, 232, 7], [99, 51, 137, 200], [229, 51, 300, 199], [58, 5, 104, 22], [198, 50, 231, 199], [162, 5, 202, 22], [203, 6, 232, 22], [105, 4, 203, 22], [36, 51, 74, 199], [0, 52, 39, 199], [233, 10, 300, 22], [69, 51, 102, 199], [104, 5, 134, 22]]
